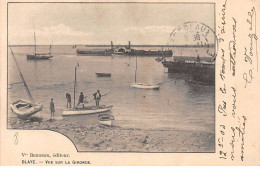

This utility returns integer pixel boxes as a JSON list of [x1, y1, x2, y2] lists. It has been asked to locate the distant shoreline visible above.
[[8, 44, 215, 48]]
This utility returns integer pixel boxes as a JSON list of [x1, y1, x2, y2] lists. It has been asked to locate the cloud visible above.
[[124, 25, 174, 34], [121, 25, 175, 44], [9, 24, 93, 45]]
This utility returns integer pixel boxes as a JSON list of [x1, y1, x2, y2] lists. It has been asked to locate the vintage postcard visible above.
[[0, 0, 259, 166]]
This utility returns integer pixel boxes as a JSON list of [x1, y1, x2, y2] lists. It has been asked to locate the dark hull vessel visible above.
[[162, 60, 215, 85], [95, 73, 111, 77], [115, 41, 173, 57], [76, 49, 113, 56], [125, 49, 172, 57], [77, 41, 173, 57]]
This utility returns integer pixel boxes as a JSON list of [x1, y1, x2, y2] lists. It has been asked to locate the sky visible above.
[[8, 3, 215, 45]]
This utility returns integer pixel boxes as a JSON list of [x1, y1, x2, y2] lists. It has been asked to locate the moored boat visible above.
[[27, 21, 53, 60], [27, 52, 53, 60], [130, 54, 160, 89], [76, 48, 113, 56], [95, 73, 111, 77]]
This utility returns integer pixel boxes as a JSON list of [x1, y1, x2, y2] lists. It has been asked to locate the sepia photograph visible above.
[[7, 2, 216, 153]]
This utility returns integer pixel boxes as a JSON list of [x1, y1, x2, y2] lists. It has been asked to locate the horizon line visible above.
[[9, 44, 216, 48]]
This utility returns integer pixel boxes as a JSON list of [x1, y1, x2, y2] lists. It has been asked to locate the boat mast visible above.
[[33, 19, 36, 54], [73, 63, 79, 107], [49, 39, 53, 54], [135, 54, 137, 83], [74, 66, 76, 107], [10, 47, 35, 104], [49, 45, 52, 54]]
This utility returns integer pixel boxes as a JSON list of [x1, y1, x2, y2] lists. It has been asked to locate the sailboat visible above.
[[130, 55, 159, 89], [27, 21, 53, 60], [62, 63, 113, 116], [9, 47, 43, 118]]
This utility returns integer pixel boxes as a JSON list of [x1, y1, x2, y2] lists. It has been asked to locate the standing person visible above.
[[93, 90, 102, 107], [50, 98, 55, 119], [66, 93, 71, 109], [197, 54, 201, 63], [77, 92, 86, 108]]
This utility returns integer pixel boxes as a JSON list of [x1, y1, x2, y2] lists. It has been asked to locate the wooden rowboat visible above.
[[63, 105, 113, 116], [98, 114, 115, 127], [10, 99, 43, 119], [95, 73, 111, 77]]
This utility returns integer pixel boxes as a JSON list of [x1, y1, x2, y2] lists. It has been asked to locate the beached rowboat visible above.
[[9, 47, 43, 118], [98, 114, 115, 127], [63, 105, 113, 116], [10, 99, 43, 119], [130, 83, 159, 89]]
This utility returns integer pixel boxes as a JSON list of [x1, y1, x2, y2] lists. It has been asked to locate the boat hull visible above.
[[62, 105, 113, 116], [27, 54, 53, 60], [162, 60, 215, 85], [76, 49, 113, 56], [10, 99, 43, 118], [111, 53, 124, 57], [130, 83, 159, 89], [95, 73, 111, 77], [99, 120, 113, 126]]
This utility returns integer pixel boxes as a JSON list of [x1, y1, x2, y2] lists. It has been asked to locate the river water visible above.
[[8, 45, 215, 133]]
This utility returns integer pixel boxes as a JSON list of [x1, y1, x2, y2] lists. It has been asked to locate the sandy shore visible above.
[[8, 116, 214, 152]]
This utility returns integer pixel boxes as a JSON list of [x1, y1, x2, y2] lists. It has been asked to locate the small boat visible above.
[[130, 83, 159, 89], [63, 105, 113, 116], [9, 47, 43, 118], [10, 99, 43, 119], [98, 114, 115, 127], [95, 73, 111, 77]]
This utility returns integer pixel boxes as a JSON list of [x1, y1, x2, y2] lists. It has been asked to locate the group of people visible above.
[[49, 90, 102, 118]]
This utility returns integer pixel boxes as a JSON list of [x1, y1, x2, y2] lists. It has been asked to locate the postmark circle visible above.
[[169, 21, 218, 61]]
